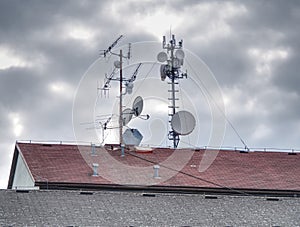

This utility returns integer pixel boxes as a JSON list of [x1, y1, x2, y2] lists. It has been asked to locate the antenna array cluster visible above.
[[157, 34, 195, 148], [94, 34, 195, 150], [97, 36, 148, 155]]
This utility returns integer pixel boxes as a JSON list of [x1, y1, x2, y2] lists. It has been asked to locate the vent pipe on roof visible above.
[[91, 143, 96, 156], [92, 163, 99, 176], [153, 165, 160, 179]]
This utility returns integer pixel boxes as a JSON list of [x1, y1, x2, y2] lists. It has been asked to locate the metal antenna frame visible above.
[[100, 35, 124, 58], [99, 36, 143, 156], [161, 34, 187, 148]]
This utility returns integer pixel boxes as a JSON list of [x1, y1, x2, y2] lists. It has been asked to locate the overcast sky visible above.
[[1, 0, 300, 189]]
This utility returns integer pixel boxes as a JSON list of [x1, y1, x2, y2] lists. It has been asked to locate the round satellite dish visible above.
[[157, 52, 168, 62], [160, 65, 167, 81], [171, 111, 196, 135], [175, 49, 185, 60], [126, 82, 134, 94], [114, 60, 121, 68], [173, 58, 181, 68], [132, 96, 143, 116], [122, 108, 133, 125]]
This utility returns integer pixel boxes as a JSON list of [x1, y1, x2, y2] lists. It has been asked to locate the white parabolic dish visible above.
[[175, 49, 185, 60], [132, 96, 143, 117], [157, 51, 168, 62], [171, 110, 196, 135], [122, 108, 133, 125]]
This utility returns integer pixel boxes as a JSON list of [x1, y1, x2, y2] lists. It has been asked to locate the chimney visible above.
[[91, 143, 96, 156]]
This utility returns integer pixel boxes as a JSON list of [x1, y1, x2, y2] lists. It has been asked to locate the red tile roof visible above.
[[13, 142, 300, 191]]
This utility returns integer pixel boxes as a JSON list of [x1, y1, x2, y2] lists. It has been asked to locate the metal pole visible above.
[[119, 49, 125, 157]]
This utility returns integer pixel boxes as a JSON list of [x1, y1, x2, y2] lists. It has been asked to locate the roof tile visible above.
[[16, 142, 300, 190]]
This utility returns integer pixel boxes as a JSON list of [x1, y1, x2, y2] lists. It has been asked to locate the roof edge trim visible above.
[[7, 142, 20, 189]]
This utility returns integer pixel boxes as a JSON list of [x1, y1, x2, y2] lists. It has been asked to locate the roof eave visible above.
[[34, 181, 300, 197]]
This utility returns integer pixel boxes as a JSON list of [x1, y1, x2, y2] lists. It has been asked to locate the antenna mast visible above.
[[99, 35, 127, 155], [158, 34, 187, 148], [119, 49, 124, 156], [99, 36, 143, 155]]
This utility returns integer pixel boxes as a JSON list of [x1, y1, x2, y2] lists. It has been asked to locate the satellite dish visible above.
[[122, 108, 133, 125], [171, 111, 196, 135], [160, 65, 167, 81], [175, 49, 185, 60], [132, 96, 143, 116], [157, 52, 168, 62], [123, 128, 143, 146], [173, 58, 181, 68], [126, 82, 134, 94], [114, 60, 121, 68]]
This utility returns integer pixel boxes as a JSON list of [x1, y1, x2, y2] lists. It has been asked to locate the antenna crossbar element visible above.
[[103, 116, 112, 130], [127, 63, 142, 83], [101, 35, 124, 57], [99, 69, 118, 97], [103, 69, 117, 87]]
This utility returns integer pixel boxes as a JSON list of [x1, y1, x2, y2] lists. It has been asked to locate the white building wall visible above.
[[12, 153, 37, 189]]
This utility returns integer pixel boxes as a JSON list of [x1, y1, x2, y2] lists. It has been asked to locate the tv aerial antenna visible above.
[[157, 34, 195, 148], [100, 35, 124, 58], [98, 36, 146, 156]]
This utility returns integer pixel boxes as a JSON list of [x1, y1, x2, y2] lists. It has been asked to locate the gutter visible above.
[[34, 181, 300, 197]]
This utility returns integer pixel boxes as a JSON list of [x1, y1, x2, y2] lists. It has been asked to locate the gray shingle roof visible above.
[[0, 189, 299, 226]]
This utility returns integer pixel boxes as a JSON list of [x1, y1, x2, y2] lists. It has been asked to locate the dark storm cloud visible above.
[[0, 67, 45, 108], [272, 35, 300, 93], [0, 0, 156, 89], [232, 1, 300, 127], [181, 0, 297, 85], [0, 0, 107, 34], [239, 0, 300, 32], [198, 38, 252, 86], [0, 0, 129, 85]]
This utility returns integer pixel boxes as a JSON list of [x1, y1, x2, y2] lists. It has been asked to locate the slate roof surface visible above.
[[11, 142, 300, 191], [0, 189, 299, 226]]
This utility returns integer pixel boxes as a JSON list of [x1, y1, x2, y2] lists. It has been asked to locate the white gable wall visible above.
[[12, 152, 37, 189]]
